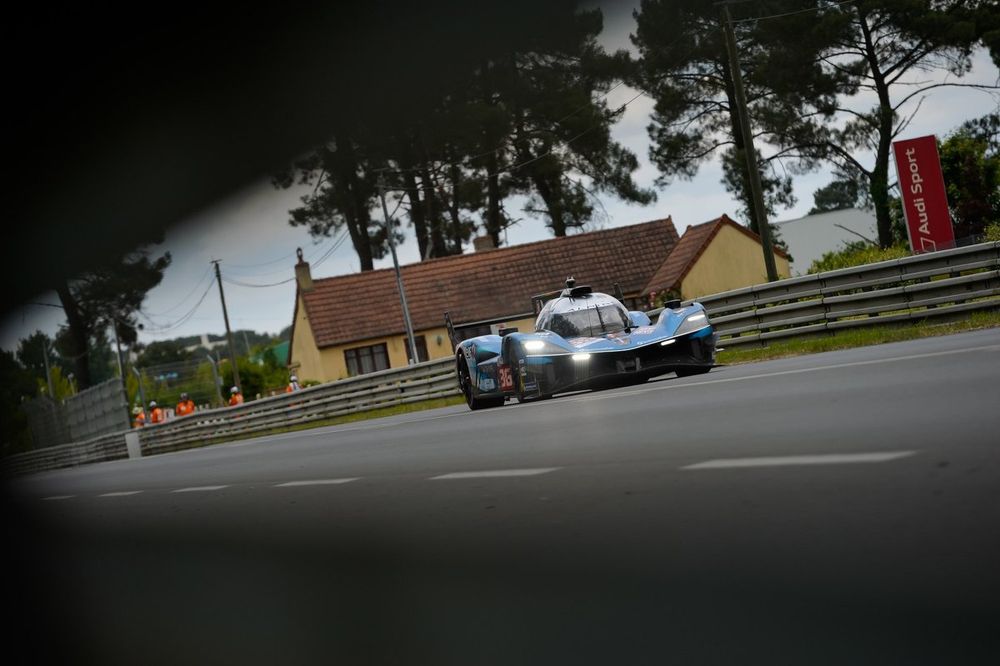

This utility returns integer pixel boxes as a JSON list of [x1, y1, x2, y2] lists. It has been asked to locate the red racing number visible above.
[[498, 364, 513, 392]]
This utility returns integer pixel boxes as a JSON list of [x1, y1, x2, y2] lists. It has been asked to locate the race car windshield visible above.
[[548, 305, 630, 339]]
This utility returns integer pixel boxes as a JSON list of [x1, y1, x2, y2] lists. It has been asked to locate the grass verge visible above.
[[717, 310, 1000, 365]]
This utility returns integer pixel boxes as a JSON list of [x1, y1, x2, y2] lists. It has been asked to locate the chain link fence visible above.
[[21, 378, 129, 448]]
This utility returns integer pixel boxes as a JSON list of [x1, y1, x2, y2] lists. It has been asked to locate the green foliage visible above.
[[16, 331, 72, 384], [984, 222, 1000, 242], [632, 0, 852, 230], [807, 240, 910, 274], [939, 113, 1000, 240], [0, 350, 37, 456], [222, 357, 291, 400], [136, 340, 193, 367], [780, 1, 997, 248], [41, 366, 77, 401], [810, 170, 868, 214], [275, 4, 653, 263], [55, 247, 170, 388]]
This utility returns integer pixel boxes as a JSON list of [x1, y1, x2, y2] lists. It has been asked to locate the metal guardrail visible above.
[[663, 241, 1000, 347], [6, 241, 999, 476], [4, 357, 459, 476]]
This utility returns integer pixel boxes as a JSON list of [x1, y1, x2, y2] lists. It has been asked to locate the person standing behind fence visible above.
[[149, 401, 165, 424], [132, 405, 146, 428], [286, 374, 301, 393], [176, 392, 196, 417], [228, 386, 244, 406]]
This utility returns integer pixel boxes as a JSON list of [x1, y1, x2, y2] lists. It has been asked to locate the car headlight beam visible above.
[[674, 310, 711, 337]]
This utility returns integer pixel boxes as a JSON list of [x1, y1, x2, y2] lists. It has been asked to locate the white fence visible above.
[[5, 241, 999, 476]]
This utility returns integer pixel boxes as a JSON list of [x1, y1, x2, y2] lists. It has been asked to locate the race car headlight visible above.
[[674, 311, 710, 336], [521, 339, 567, 355], [571, 353, 591, 361]]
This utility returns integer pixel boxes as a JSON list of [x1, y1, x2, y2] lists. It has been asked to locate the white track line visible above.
[[569, 344, 1000, 404], [98, 491, 143, 497], [42, 495, 75, 501], [681, 451, 916, 470], [430, 468, 560, 480], [172, 485, 229, 493], [274, 478, 359, 487]]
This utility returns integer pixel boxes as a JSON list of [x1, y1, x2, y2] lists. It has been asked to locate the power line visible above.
[[222, 234, 342, 277], [731, 0, 857, 24], [223, 276, 297, 288], [138, 279, 216, 334], [142, 266, 214, 317]]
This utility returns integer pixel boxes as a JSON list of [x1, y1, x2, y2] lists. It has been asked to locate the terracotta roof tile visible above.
[[300, 217, 680, 348]]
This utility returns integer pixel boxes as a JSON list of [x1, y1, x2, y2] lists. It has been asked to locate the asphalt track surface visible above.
[[7, 329, 1000, 665]]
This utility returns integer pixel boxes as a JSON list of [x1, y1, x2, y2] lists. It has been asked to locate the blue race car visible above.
[[449, 278, 717, 410]]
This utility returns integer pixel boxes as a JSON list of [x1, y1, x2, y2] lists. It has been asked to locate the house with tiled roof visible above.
[[287, 215, 788, 383], [642, 214, 790, 299]]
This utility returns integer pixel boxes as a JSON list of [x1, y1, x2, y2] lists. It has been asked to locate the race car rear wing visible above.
[[530, 289, 563, 315], [531, 278, 628, 314]]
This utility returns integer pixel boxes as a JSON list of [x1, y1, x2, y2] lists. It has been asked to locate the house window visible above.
[[453, 324, 492, 342], [344, 343, 390, 377], [413, 335, 429, 363]]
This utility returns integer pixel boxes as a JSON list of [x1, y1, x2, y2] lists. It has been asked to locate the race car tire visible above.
[[675, 365, 711, 377], [459, 357, 504, 410]]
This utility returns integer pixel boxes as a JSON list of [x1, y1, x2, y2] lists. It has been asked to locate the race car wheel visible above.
[[675, 365, 711, 377], [459, 357, 503, 410]]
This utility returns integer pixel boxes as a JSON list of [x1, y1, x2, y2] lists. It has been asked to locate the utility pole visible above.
[[110, 320, 131, 424], [206, 354, 224, 407], [131, 367, 147, 419], [211, 260, 242, 390], [41, 338, 55, 399], [720, 1, 779, 282], [377, 174, 420, 365]]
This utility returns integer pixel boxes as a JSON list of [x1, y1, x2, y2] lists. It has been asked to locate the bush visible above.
[[807, 241, 911, 274], [984, 222, 1000, 242]]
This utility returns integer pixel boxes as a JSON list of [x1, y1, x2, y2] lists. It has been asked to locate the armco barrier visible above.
[[6, 241, 999, 476], [4, 357, 459, 476], [665, 240, 1000, 347]]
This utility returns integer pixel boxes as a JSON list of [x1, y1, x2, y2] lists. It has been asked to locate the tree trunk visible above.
[[403, 168, 428, 260], [398, 139, 429, 259], [534, 173, 566, 236], [55, 281, 92, 389], [421, 163, 448, 258], [485, 150, 503, 247], [335, 134, 374, 271], [859, 11, 896, 249], [720, 57, 761, 233], [447, 162, 464, 253]]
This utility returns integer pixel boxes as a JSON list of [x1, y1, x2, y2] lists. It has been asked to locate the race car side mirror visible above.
[[628, 311, 651, 328]]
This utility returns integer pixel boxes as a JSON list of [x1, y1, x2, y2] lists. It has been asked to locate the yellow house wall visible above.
[[679, 225, 791, 300], [289, 294, 327, 383], [294, 310, 540, 384], [315, 326, 458, 383]]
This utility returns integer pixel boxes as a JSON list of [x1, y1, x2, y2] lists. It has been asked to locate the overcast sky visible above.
[[2, 4, 998, 352]]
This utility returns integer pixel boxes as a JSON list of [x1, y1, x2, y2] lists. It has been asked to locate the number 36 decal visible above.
[[498, 364, 513, 392]]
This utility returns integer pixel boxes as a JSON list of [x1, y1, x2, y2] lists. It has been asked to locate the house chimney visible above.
[[294, 247, 313, 292], [472, 235, 495, 252]]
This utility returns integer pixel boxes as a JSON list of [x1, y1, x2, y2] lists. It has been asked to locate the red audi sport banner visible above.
[[892, 135, 954, 253]]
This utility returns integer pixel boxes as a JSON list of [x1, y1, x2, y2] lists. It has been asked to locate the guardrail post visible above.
[[124, 431, 142, 459]]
